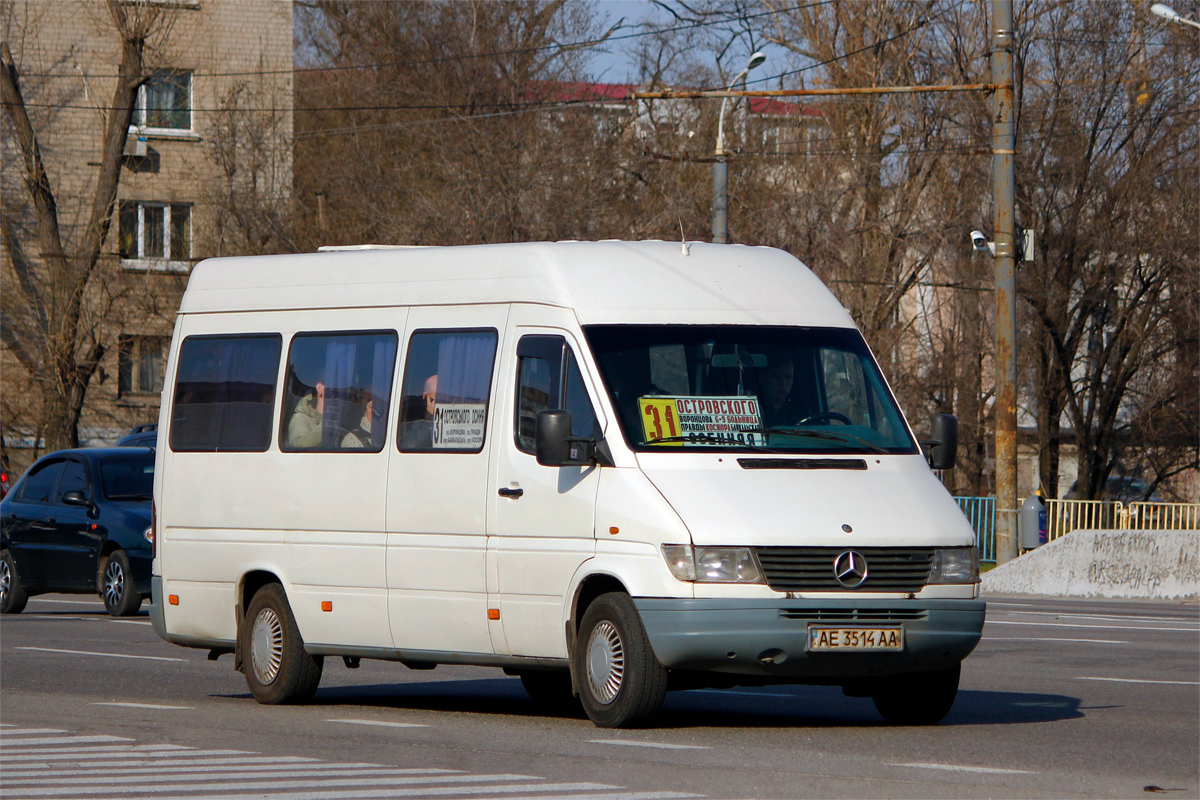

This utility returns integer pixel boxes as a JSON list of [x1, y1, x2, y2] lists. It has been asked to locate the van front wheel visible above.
[[573, 592, 668, 728], [871, 663, 960, 725], [241, 584, 323, 704]]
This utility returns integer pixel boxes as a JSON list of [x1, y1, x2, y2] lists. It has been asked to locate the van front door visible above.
[[489, 325, 603, 658], [385, 307, 506, 657]]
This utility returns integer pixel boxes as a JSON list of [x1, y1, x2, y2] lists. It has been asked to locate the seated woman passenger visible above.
[[288, 380, 325, 447]]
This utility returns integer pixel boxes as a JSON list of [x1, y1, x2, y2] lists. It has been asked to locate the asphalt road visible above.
[[1, 593, 1197, 800]]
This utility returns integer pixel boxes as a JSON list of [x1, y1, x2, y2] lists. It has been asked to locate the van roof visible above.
[[179, 240, 855, 327]]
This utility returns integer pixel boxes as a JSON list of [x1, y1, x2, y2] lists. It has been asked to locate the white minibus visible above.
[[151, 240, 983, 728]]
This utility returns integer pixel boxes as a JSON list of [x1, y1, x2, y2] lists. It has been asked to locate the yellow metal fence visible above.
[[956, 497, 1199, 561]]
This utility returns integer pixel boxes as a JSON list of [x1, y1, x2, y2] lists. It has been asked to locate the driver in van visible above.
[[759, 353, 801, 428], [287, 380, 325, 447]]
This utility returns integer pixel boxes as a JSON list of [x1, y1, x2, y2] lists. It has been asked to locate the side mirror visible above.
[[926, 413, 958, 471], [536, 409, 606, 467], [62, 490, 91, 508]]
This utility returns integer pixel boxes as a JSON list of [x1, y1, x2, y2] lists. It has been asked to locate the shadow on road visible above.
[[216, 677, 1084, 727]]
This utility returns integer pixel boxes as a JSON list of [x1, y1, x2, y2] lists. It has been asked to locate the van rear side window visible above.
[[280, 331, 399, 452], [170, 335, 282, 452]]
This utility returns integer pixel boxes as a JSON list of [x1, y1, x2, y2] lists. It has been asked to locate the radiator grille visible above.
[[755, 547, 934, 592]]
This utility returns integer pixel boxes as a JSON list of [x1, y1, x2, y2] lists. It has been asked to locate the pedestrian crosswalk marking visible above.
[[0, 724, 704, 800]]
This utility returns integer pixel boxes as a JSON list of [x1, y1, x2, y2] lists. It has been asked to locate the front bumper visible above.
[[634, 596, 985, 680]]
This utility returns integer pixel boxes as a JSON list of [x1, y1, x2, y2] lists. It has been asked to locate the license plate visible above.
[[808, 626, 903, 651]]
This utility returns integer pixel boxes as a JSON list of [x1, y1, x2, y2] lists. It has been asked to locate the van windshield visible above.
[[584, 325, 918, 454]]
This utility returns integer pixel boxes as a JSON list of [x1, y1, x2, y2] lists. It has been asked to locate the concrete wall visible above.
[[982, 529, 1200, 601]]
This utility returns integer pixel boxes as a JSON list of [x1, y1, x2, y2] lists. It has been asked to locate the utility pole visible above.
[[992, 0, 1019, 564]]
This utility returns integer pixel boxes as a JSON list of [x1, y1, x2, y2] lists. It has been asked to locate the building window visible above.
[[119, 335, 169, 396], [119, 201, 190, 269], [135, 70, 192, 131]]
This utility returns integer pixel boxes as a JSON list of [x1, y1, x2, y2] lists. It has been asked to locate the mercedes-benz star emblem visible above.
[[833, 550, 869, 589]]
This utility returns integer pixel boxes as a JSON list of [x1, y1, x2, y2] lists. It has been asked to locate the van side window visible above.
[[171, 335, 281, 452], [280, 331, 399, 452], [515, 335, 598, 454], [397, 329, 497, 452]]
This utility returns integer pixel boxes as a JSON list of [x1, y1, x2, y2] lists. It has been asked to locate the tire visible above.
[[573, 592, 668, 728], [1, 550, 28, 614], [241, 583, 323, 704], [101, 551, 142, 617], [871, 663, 961, 725], [519, 671, 583, 716]]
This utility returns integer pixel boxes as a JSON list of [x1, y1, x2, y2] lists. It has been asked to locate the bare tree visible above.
[[1, 0, 175, 451]]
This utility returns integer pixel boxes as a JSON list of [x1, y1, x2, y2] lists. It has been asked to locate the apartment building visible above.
[[1, 0, 292, 472]]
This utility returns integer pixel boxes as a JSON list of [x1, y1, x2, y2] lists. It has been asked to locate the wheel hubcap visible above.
[[250, 608, 284, 685], [1, 560, 10, 603], [103, 560, 124, 608], [585, 620, 624, 704]]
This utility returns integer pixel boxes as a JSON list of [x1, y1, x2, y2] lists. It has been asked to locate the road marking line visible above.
[[3, 762, 387, 775], [887, 762, 1036, 775], [107, 619, 153, 626], [91, 702, 193, 710], [984, 620, 1198, 633], [588, 740, 710, 751], [7, 773, 543, 797], [15, 646, 186, 662], [0, 735, 131, 747], [484, 794, 700, 800], [986, 636, 1130, 644], [1, 768, 463, 786], [135, 783, 614, 800], [1002, 610, 1200, 625], [693, 689, 800, 699], [326, 718, 429, 728], [1078, 676, 1200, 686], [0, 729, 66, 736], [0, 747, 252, 760]]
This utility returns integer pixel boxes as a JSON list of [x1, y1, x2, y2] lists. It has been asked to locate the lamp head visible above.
[[1152, 3, 1180, 21], [747, 51, 767, 70]]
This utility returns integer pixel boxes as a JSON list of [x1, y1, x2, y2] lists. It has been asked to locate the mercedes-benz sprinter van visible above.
[[151, 241, 983, 728]]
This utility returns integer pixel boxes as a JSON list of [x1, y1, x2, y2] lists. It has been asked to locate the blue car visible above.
[[1, 448, 154, 616]]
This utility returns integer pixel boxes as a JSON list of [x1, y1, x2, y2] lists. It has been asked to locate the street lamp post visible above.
[[713, 51, 766, 244], [1152, 3, 1200, 29]]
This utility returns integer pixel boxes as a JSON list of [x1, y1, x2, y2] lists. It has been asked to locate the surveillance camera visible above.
[[970, 230, 988, 251]]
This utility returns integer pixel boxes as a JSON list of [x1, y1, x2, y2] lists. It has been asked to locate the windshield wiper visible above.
[[753, 427, 890, 455], [108, 492, 153, 501]]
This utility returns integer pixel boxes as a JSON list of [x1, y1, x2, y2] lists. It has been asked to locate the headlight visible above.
[[928, 546, 979, 584], [661, 544, 764, 584]]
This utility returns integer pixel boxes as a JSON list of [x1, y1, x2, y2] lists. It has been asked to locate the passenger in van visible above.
[[341, 395, 376, 449], [399, 374, 437, 449], [759, 354, 801, 428], [288, 380, 325, 448]]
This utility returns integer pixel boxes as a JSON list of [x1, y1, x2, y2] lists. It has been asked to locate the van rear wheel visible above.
[[573, 592, 667, 728], [241, 583, 323, 704], [871, 663, 960, 725]]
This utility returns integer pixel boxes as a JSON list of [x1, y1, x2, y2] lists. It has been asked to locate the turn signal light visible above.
[[487, 608, 500, 620], [168, 595, 179, 605], [321, 601, 333, 612]]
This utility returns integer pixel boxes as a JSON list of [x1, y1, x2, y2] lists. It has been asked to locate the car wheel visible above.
[[519, 671, 583, 716], [101, 551, 142, 617], [1, 550, 28, 614], [241, 583, 323, 704], [871, 663, 961, 725], [573, 592, 668, 728]]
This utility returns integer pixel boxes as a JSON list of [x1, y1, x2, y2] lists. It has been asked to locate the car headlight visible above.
[[928, 546, 980, 584], [661, 544, 764, 584]]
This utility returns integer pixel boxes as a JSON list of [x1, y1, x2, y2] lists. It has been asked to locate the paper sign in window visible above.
[[638, 396, 763, 446]]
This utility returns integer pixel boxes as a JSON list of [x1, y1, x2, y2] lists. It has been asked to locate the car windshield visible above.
[[584, 325, 918, 455], [100, 455, 155, 501]]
